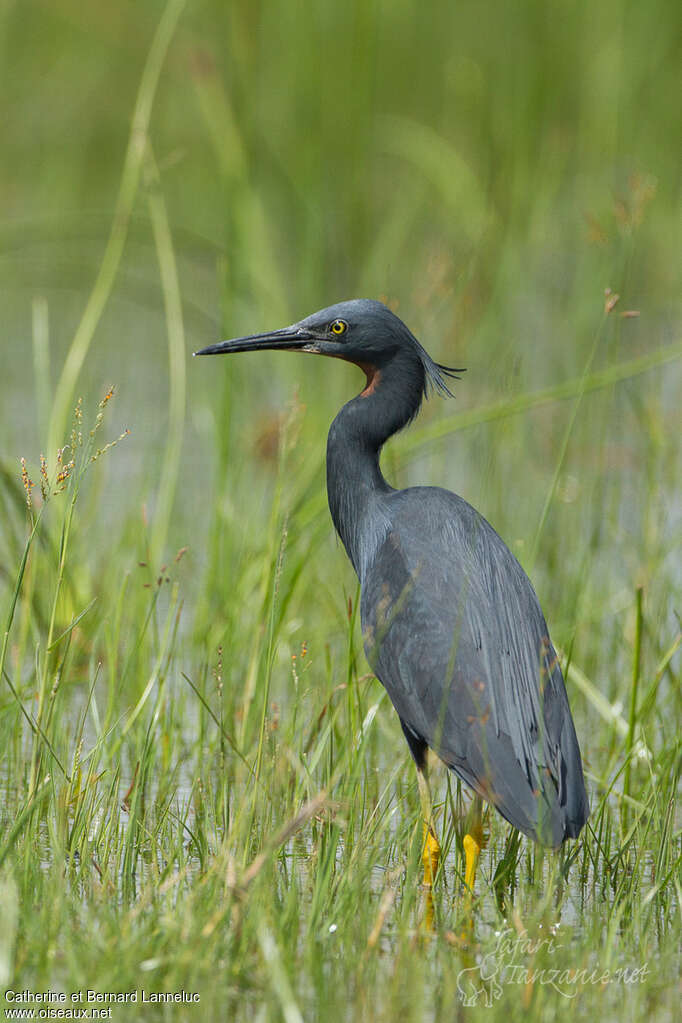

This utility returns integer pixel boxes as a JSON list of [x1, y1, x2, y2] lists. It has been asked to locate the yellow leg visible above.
[[463, 832, 481, 890], [463, 797, 485, 891], [417, 766, 440, 887], [422, 823, 441, 886]]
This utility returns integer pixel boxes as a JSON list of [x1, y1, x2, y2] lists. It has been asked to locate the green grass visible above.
[[1, 0, 681, 1020]]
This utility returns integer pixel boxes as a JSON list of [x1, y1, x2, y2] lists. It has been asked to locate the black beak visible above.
[[194, 326, 324, 357]]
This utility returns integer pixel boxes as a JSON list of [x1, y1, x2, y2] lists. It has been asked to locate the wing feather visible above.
[[361, 486, 588, 845]]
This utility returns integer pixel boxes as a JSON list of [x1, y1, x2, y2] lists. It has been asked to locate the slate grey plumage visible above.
[[196, 298, 589, 859]]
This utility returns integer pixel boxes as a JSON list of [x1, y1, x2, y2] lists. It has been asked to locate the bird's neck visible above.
[[325, 352, 424, 579]]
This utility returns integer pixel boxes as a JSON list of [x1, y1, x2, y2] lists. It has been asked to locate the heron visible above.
[[195, 299, 589, 892]]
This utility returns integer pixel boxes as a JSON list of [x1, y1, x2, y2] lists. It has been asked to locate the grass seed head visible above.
[[39, 455, 49, 499], [55, 459, 75, 491], [20, 457, 35, 509], [90, 428, 131, 464], [99, 385, 115, 409], [70, 397, 83, 453]]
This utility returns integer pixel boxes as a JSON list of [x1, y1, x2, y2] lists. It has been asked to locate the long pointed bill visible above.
[[194, 326, 323, 357]]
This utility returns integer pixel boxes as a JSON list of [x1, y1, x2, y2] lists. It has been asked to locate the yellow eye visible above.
[[330, 319, 347, 336]]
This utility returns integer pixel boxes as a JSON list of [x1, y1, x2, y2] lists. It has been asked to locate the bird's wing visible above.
[[360, 487, 587, 845]]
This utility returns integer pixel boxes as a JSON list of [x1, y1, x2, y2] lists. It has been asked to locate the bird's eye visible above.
[[330, 319, 348, 336]]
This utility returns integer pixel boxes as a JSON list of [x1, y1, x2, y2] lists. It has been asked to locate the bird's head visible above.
[[194, 298, 463, 397]]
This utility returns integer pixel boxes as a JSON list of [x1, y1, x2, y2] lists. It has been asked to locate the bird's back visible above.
[[360, 485, 589, 847]]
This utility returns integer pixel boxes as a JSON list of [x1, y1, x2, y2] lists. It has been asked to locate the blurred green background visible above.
[[3, 0, 681, 643], [2, 0, 681, 681], [1, 1, 681, 1016], [2, 0, 681, 709]]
